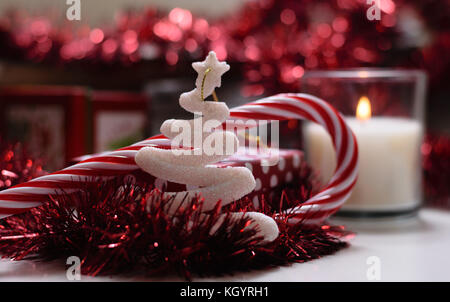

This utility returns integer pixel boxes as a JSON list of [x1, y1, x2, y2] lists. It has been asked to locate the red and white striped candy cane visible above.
[[0, 93, 358, 224], [229, 93, 358, 224]]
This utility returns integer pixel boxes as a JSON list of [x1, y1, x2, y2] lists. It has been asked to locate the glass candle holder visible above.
[[301, 69, 427, 218]]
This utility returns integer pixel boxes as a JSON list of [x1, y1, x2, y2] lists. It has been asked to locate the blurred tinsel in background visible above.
[[0, 0, 448, 94]]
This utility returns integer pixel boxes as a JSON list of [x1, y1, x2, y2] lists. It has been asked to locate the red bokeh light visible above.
[[169, 8, 192, 30], [280, 9, 296, 25], [332, 17, 348, 32], [102, 39, 118, 55], [165, 50, 178, 65], [185, 38, 198, 52], [89, 28, 104, 44], [317, 23, 332, 39], [380, 0, 396, 14], [292, 65, 304, 78], [331, 33, 345, 48]]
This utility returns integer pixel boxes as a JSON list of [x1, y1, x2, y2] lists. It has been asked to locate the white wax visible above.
[[303, 117, 423, 211]]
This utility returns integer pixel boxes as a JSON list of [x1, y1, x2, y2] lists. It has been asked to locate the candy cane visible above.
[[229, 93, 358, 224], [0, 93, 358, 224]]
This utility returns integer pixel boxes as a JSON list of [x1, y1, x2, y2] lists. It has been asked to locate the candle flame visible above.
[[357, 71, 369, 78], [356, 96, 371, 121]]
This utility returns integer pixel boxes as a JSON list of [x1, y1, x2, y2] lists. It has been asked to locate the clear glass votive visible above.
[[301, 69, 427, 218]]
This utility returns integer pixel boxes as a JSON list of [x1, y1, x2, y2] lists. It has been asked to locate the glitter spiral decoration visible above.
[[0, 93, 358, 224]]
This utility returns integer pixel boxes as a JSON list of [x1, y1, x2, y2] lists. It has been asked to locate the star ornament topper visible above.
[[193, 51, 230, 100]]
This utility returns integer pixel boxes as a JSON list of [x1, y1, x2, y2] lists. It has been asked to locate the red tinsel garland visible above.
[[423, 134, 450, 208], [0, 140, 46, 191], [0, 171, 351, 280], [0, 0, 448, 94]]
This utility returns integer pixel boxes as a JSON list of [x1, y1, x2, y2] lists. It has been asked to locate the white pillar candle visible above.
[[304, 117, 423, 213]]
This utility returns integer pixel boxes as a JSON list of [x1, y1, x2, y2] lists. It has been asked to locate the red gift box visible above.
[[126, 147, 305, 204], [73, 143, 305, 204], [0, 85, 88, 171], [213, 148, 304, 203]]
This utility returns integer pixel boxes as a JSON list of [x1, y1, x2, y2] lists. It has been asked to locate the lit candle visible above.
[[304, 96, 423, 216]]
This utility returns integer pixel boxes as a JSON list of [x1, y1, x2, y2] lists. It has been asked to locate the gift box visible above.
[[0, 85, 88, 171], [123, 146, 306, 204], [213, 148, 305, 203]]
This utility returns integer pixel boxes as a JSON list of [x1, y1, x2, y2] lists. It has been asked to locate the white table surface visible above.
[[1, 208, 449, 282]]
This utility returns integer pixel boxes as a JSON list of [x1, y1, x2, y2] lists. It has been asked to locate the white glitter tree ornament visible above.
[[135, 51, 279, 242]]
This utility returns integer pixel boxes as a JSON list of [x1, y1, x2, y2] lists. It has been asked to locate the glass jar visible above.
[[301, 69, 427, 218]]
